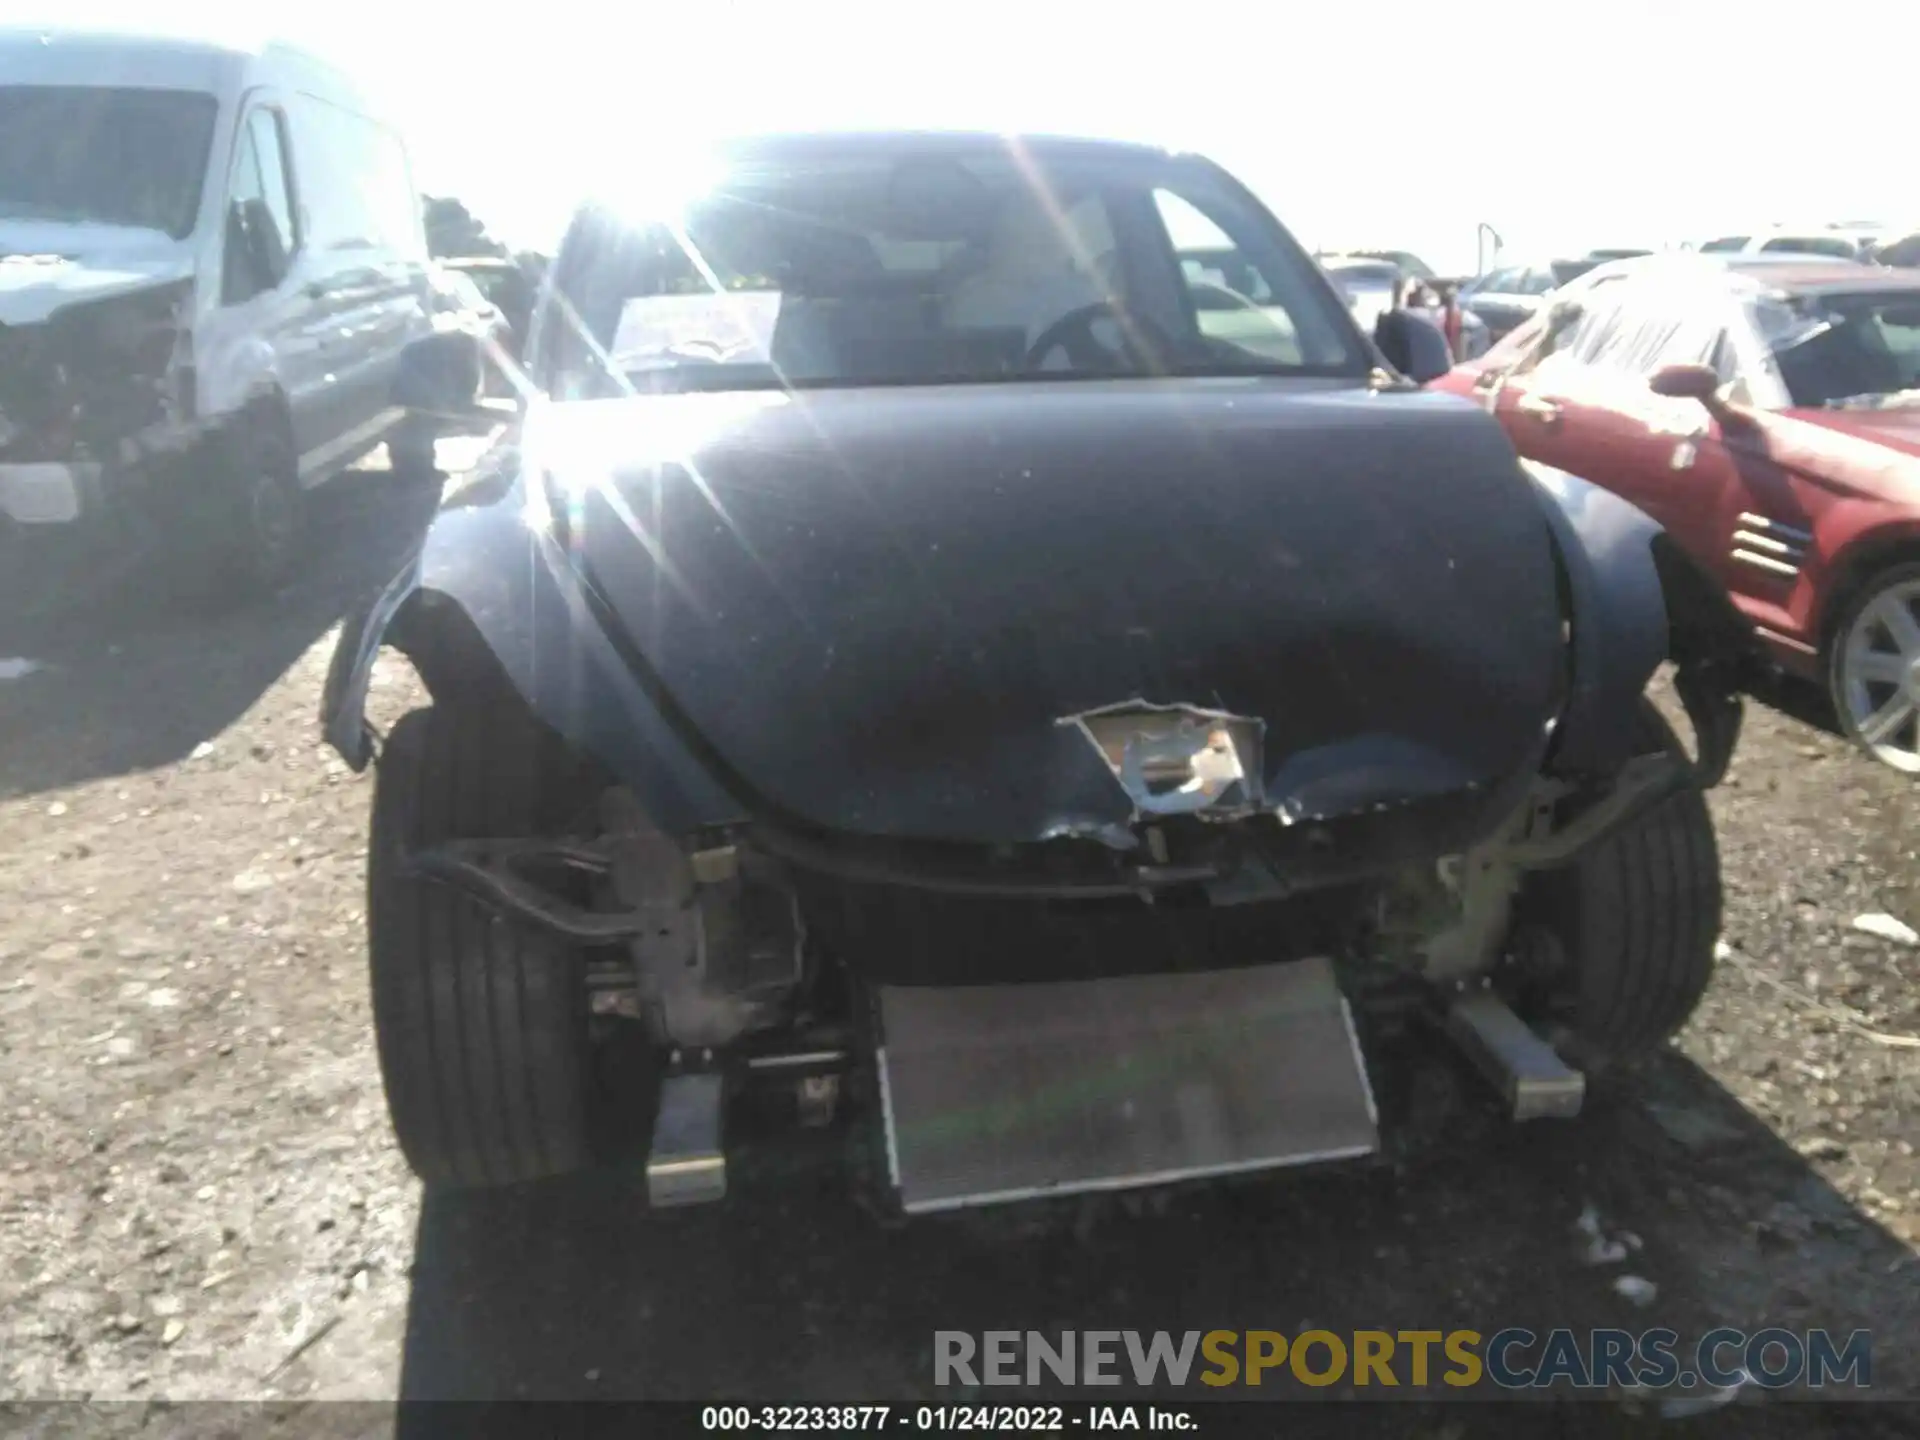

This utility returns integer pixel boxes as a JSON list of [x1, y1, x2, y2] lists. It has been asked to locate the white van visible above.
[[0, 28, 447, 595]]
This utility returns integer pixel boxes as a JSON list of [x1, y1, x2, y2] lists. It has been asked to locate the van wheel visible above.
[[367, 700, 600, 1188], [1513, 704, 1722, 1070], [181, 411, 303, 601]]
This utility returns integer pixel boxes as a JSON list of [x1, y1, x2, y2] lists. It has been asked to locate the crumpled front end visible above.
[[0, 268, 197, 528], [526, 381, 1566, 894]]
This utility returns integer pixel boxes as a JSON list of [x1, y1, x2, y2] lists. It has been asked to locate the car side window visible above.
[[288, 97, 419, 256], [248, 111, 299, 259], [1698, 236, 1748, 254], [222, 109, 298, 304], [361, 122, 424, 257], [1760, 235, 1855, 260], [1153, 188, 1319, 366]]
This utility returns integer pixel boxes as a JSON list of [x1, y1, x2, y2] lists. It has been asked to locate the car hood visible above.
[[0, 220, 195, 327], [529, 379, 1564, 844], [1789, 406, 1920, 462], [1777, 407, 1920, 501]]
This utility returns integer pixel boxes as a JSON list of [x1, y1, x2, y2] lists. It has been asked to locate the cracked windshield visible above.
[[2, 0, 1916, 1426]]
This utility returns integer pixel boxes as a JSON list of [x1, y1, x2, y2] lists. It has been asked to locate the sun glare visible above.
[[591, 147, 727, 229]]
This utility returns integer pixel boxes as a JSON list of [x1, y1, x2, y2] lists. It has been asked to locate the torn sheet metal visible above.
[[1059, 699, 1265, 820]]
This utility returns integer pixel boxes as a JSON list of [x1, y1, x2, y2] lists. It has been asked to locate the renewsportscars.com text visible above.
[[934, 1328, 1872, 1391]]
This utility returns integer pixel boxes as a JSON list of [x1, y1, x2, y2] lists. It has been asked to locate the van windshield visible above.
[[0, 86, 219, 239]]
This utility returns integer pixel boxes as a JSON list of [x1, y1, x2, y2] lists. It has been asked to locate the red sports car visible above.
[[1432, 255, 1920, 771]]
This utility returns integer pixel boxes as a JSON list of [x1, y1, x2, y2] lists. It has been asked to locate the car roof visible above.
[[711, 129, 1175, 166], [1585, 252, 1920, 299], [0, 26, 357, 100], [1719, 257, 1920, 294], [0, 27, 244, 89], [0, 24, 262, 59], [1703, 225, 1872, 238]]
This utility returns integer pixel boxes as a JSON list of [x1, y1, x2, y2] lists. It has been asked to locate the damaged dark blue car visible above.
[[321, 132, 1760, 1213]]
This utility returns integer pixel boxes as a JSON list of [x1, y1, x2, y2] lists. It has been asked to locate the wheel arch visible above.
[[320, 495, 746, 836], [1816, 522, 1920, 654], [1522, 460, 1759, 781], [203, 376, 295, 450]]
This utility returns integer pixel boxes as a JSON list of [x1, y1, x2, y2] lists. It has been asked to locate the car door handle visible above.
[[1516, 395, 1563, 425]]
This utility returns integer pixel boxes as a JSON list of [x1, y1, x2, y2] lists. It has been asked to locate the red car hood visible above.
[[1789, 406, 1920, 460], [1777, 407, 1920, 500]]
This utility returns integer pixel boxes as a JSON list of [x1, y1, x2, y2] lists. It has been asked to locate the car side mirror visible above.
[[1648, 362, 1720, 402], [1372, 308, 1453, 383], [392, 332, 484, 418]]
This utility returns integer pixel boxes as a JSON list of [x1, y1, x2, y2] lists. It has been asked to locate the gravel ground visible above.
[[0, 446, 1916, 1425]]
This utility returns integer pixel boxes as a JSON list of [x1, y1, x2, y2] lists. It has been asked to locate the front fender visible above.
[[320, 466, 744, 835], [1524, 461, 1755, 778], [195, 329, 281, 423]]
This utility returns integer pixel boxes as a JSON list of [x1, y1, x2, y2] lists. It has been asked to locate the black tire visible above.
[[368, 700, 599, 1188], [1519, 705, 1722, 1068], [181, 410, 303, 600]]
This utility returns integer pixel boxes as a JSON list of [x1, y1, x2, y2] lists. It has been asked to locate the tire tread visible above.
[[1539, 706, 1722, 1066], [368, 703, 590, 1187]]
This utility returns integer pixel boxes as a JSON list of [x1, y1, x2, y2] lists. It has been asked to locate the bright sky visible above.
[[26, 0, 1920, 271]]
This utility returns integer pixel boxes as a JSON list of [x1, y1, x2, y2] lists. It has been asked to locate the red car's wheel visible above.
[[1828, 561, 1920, 774]]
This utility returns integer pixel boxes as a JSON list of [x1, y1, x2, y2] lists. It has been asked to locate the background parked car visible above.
[[1883, 231, 1920, 269], [1321, 254, 1489, 358], [1344, 247, 1438, 281], [1433, 254, 1920, 772], [1696, 228, 1883, 262], [1458, 258, 1602, 342], [0, 28, 447, 600], [1319, 256, 1402, 332]]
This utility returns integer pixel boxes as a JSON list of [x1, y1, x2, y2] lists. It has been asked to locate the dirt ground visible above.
[[1, 444, 1917, 1427]]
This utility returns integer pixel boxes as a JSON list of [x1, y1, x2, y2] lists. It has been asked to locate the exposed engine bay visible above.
[[391, 661, 1738, 1211]]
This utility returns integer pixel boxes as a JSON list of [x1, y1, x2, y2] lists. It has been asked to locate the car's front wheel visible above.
[[1513, 706, 1722, 1070], [1827, 561, 1920, 773], [367, 695, 602, 1187]]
